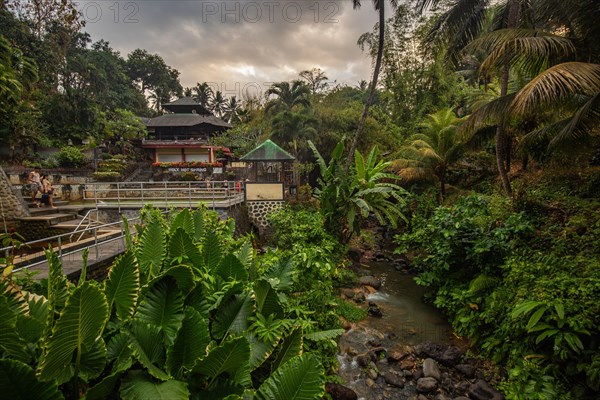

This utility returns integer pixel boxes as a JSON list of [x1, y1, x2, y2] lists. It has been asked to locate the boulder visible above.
[[368, 368, 379, 380], [340, 288, 356, 299], [416, 377, 438, 393], [325, 383, 358, 400], [439, 346, 463, 366], [368, 302, 383, 318], [455, 364, 476, 378], [423, 358, 442, 381], [468, 380, 505, 400], [359, 276, 382, 289], [383, 372, 405, 388], [347, 247, 362, 263]]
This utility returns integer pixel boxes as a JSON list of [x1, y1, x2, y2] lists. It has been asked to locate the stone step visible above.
[[19, 213, 80, 226], [27, 200, 68, 208]]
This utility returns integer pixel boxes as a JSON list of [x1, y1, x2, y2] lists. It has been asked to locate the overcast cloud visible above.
[[77, 0, 379, 98]]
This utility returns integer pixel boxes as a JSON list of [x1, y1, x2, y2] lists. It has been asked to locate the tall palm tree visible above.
[[415, 0, 597, 196], [223, 96, 242, 123], [270, 110, 318, 154], [345, 0, 399, 173], [193, 82, 213, 110], [210, 90, 227, 118], [264, 80, 310, 115], [393, 108, 465, 202]]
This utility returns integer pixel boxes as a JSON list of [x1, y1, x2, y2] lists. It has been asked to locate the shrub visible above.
[[92, 171, 121, 181], [55, 146, 87, 168]]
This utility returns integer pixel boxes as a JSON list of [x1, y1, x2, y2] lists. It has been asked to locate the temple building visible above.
[[141, 97, 233, 164]]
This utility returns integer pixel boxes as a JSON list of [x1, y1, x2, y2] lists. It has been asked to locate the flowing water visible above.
[[337, 262, 457, 399]]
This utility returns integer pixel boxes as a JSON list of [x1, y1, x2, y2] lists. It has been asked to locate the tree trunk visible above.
[[495, 0, 520, 198], [439, 173, 446, 204], [345, 4, 385, 173]]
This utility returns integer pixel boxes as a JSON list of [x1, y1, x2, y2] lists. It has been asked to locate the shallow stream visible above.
[[337, 262, 457, 399]]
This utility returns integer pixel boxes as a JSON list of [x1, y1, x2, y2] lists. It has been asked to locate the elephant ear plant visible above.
[[0, 206, 336, 399]]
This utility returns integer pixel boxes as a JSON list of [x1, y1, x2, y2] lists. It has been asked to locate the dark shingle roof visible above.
[[146, 114, 232, 128], [241, 140, 295, 161], [163, 97, 211, 114]]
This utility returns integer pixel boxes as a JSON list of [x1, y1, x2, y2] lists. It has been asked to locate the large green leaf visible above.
[[120, 370, 189, 400], [106, 332, 132, 373], [215, 253, 249, 282], [85, 371, 124, 400], [246, 332, 276, 370], [166, 308, 210, 379], [128, 322, 168, 380], [271, 328, 303, 371], [235, 240, 254, 269], [169, 228, 203, 270], [304, 329, 344, 341], [164, 265, 196, 295], [257, 354, 325, 400], [135, 277, 184, 345], [38, 282, 109, 384], [192, 336, 251, 387], [192, 207, 205, 241], [195, 379, 245, 400], [0, 359, 63, 400], [170, 208, 194, 237], [104, 251, 139, 320], [254, 279, 283, 319], [184, 284, 211, 318], [211, 292, 254, 339], [79, 338, 107, 382], [0, 297, 30, 362], [203, 231, 222, 270], [262, 258, 295, 292], [137, 218, 166, 278]]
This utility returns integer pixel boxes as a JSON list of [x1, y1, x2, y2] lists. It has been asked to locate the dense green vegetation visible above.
[[0, 206, 354, 399], [1, 0, 600, 398]]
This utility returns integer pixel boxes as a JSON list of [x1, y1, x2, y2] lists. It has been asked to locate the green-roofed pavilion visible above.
[[239, 140, 295, 190], [240, 140, 295, 162]]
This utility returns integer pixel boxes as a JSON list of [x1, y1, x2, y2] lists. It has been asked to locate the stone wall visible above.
[[0, 166, 28, 227], [246, 200, 284, 238]]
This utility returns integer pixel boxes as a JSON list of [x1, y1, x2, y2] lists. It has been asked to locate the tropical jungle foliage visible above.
[[0, 206, 349, 399]]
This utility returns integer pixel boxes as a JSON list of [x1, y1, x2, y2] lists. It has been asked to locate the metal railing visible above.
[[69, 208, 102, 243], [2, 214, 146, 274], [82, 180, 245, 211]]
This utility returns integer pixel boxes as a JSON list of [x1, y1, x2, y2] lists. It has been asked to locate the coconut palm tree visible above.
[[210, 90, 227, 118], [264, 80, 310, 115], [223, 96, 242, 123], [415, 0, 600, 196], [193, 82, 213, 110], [345, 0, 399, 173], [393, 108, 465, 201], [270, 110, 318, 158]]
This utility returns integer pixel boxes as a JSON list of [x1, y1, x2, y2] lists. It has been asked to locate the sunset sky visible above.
[[79, 0, 383, 97]]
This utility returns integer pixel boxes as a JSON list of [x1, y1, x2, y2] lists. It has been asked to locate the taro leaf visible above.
[[166, 308, 210, 379], [137, 218, 166, 278], [38, 282, 109, 384], [128, 322, 168, 380], [120, 370, 189, 400], [215, 253, 248, 282], [211, 292, 253, 340], [0, 359, 63, 400], [135, 277, 184, 346], [104, 251, 139, 320], [192, 336, 251, 387], [257, 354, 325, 400], [271, 328, 303, 372]]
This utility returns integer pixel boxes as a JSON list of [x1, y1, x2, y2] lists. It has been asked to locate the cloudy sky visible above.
[[78, 0, 382, 98]]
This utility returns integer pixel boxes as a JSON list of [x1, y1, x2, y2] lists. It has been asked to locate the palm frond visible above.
[[511, 62, 600, 115], [470, 29, 574, 76], [461, 92, 516, 136]]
